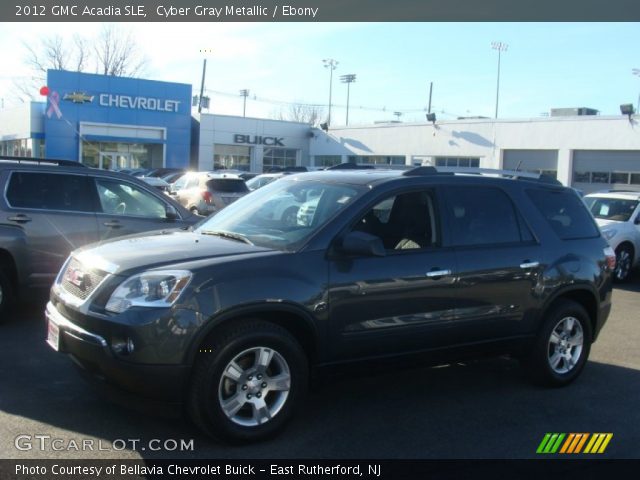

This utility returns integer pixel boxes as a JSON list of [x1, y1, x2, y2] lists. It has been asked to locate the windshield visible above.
[[195, 178, 363, 250], [584, 197, 639, 222]]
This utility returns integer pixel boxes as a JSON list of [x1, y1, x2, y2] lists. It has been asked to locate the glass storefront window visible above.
[[214, 144, 251, 171], [263, 148, 297, 171], [81, 141, 162, 170], [348, 155, 406, 165], [314, 155, 342, 167], [435, 157, 480, 167]]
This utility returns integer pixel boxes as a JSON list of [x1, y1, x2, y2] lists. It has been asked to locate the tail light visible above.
[[201, 191, 212, 204], [604, 246, 616, 271]]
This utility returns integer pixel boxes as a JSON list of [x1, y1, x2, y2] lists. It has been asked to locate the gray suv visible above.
[[0, 157, 199, 319]]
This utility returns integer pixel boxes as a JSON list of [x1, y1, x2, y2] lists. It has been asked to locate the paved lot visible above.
[[1, 276, 639, 460]]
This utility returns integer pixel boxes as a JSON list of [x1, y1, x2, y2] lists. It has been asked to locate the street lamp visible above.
[[491, 41, 508, 119], [323, 58, 339, 126], [239, 89, 249, 117], [340, 74, 356, 126], [633, 68, 640, 113]]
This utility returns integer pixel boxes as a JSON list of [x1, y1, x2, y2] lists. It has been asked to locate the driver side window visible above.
[[353, 190, 439, 250]]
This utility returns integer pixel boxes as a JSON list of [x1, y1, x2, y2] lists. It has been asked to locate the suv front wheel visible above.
[[614, 245, 633, 282], [525, 300, 592, 387], [188, 320, 308, 443]]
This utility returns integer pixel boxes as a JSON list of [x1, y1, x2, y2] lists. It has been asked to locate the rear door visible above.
[[442, 185, 544, 342], [2, 170, 98, 286]]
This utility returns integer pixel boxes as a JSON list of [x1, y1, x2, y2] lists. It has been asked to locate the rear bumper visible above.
[[45, 302, 188, 405]]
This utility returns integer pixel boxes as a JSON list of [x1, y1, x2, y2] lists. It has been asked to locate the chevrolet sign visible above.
[[99, 94, 181, 113], [63, 92, 94, 104]]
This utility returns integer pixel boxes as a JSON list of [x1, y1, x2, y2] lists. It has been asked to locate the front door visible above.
[[99, 152, 131, 170], [328, 189, 459, 360]]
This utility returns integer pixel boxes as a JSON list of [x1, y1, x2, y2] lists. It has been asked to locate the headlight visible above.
[[106, 270, 192, 313], [602, 229, 617, 241]]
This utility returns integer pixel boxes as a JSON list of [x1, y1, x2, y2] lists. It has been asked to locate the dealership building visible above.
[[1, 69, 640, 193]]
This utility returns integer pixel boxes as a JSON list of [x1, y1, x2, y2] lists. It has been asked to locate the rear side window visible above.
[[444, 186, 523, 246], [6, 172, 93, 212], [526, 188, 599, 240], [207, 179, 249, 193]]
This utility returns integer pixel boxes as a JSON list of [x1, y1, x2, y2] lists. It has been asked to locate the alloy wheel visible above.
[[547, 316, 584, 374], [218, 346, 291, 427]]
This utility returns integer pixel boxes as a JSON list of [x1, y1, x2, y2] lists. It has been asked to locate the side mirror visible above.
[[165, 204, 178, 221], [340, 231, 386, 257], [635, 216, 640, 225]]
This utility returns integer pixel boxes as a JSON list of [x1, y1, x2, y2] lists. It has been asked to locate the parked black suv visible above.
[[0, 157, 199, 319], [45, 167, 614, 442]]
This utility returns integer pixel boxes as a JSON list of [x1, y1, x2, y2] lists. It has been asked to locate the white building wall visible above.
[[311, 116, 640, 186], [198, 114, 312, 171], [0, 102, 44, 140]]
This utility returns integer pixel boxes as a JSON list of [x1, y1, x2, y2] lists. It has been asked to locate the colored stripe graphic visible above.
[[538, 433, 613, 454], [584, 433, 613, 454], [537, 433, 565, 453]]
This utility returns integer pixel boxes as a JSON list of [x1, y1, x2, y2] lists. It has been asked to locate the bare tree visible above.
[[15, 26, 146, 101], [273, 103, 325, 126], [94, 25, 147, 77]]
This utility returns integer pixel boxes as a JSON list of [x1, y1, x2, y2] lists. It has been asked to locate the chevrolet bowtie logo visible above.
[[63, 92, 94, 104]]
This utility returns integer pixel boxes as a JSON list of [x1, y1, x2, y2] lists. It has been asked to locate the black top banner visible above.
[[4, 0, 640, 22]]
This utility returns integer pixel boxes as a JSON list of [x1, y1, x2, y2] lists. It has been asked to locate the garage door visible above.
[[503, 150, 558, 178], [573, 150, 640, 194]]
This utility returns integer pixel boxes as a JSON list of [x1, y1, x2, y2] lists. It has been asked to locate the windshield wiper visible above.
[[200, 230, 254, 245]]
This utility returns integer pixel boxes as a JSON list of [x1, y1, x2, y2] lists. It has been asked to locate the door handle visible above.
[[103, 221, 122, 228], [520, 261, 540, 269], [8, 214, 32, 223], [426, 269, 452, 278]]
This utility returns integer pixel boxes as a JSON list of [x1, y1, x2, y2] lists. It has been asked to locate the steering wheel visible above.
[[116, 202, 127, 214]]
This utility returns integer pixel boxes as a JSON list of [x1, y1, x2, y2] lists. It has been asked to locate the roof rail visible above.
[[326, 163, 375, 170], [402, 166, 438, 176], [0, 156, 87, 168], [402, 166, 561, 185]]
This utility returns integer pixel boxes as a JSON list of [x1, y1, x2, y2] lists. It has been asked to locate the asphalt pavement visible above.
[[1, 276, 639, 460]]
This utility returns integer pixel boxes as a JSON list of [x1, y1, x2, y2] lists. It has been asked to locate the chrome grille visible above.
[[60, 258, 108, 301]]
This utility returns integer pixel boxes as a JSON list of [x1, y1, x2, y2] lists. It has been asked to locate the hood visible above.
[[73, 230, 272, 274], [595, 219, 622, 229]]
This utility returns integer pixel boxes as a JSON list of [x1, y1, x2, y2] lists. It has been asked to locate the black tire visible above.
[[0, 267, 15, 324], [281, 206, 299, 227], [188, 320, 308, 443], [613, 245, 633, 283], [525, 300, 592, 387]]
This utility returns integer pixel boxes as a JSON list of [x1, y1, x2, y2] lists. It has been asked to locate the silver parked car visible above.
[[170, 172, 249, 215]]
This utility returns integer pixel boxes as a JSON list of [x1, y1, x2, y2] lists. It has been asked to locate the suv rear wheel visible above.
[[188, 320, 308, 443], [0, 267, 14, 323], [525, 300, 592, 387]]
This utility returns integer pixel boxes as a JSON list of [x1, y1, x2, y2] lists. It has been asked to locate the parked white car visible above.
[[584, 191, 640, 281]]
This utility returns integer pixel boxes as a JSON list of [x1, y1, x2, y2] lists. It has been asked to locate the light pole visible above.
[[323, 58, 339, 126], [340, 74, 356, 125], [239, 89, 249, 117], [491, 41, 508, 119], [633, 68, 640, 113]]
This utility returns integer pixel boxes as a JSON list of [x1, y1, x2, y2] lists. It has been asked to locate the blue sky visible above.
[[0, 22, 638, 124]]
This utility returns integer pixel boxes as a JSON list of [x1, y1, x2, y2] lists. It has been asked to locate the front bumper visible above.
[[45, 302, 189, 404]]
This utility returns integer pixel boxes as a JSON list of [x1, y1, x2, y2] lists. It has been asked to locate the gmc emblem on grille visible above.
[[65, 267, 89, 290]]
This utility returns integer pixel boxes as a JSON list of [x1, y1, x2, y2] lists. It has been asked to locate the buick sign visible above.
[[234, 134, 285, 146]]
